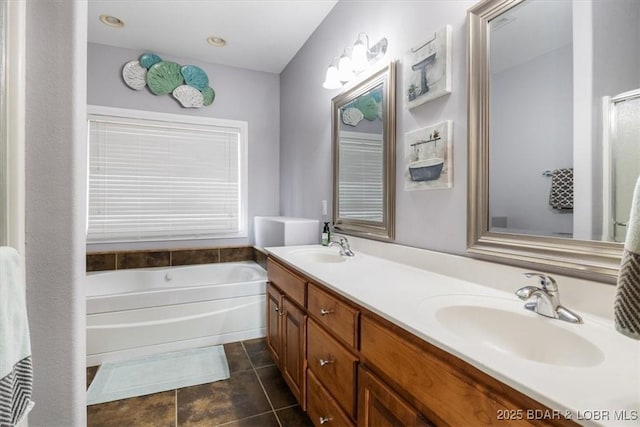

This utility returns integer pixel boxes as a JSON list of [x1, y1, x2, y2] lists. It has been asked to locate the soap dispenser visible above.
[[322, 222, 331, 246]]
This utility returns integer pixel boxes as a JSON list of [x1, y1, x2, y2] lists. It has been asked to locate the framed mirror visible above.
[[468, 0, 638, 283], [332, 62, 396, 241]]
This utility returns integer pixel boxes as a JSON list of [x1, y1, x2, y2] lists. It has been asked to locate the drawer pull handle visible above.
[[320, 308, 333, 316], [319, 358, 334, 367], [274, 306, 280, 313], [319, 416, 332, 425]]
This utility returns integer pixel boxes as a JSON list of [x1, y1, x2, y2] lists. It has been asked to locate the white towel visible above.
[[614, 177, 640, 339], [0, 247, 34, 425]]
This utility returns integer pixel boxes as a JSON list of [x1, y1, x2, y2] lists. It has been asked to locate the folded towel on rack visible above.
[[549, 168, 573, 210], [615, 177, 640, 340], [0, 247, 34, 426]]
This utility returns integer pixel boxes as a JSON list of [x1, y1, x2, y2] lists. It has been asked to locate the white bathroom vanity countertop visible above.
[[265, 245, 640, 427]]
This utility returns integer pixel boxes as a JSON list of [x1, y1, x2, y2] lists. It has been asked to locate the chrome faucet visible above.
[[328, 236, 355, 257], [515, 272, 582, 324]]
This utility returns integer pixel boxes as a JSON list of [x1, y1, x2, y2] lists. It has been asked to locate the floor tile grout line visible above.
[[241, 340, 283, 427], [213, 410, 276, 427], [276, 403, 300, 412]]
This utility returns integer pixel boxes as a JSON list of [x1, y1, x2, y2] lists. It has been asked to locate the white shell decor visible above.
[[172, 85, 204, 108], [342, 107, 364, 127], [122, 60, 147, 90]]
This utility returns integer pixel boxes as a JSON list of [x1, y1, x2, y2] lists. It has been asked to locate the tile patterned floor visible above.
[[87, 338, 313, 427]]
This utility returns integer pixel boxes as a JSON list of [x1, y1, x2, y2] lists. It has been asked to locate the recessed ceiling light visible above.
[[99, 15, 124, 28], [207, 36, 227, 47]]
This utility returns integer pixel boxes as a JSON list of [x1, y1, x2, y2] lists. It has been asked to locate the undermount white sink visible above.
[[417, 295, 605, 368], [288, 248, 347, 263]]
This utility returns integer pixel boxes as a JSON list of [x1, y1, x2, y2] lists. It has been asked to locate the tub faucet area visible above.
[[515, 272, 582, 324]]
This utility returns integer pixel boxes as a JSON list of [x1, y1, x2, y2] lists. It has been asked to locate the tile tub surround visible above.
[[87, 339, 313, 427], [86, 246, 262, 272], [266, 244, 640, 427]]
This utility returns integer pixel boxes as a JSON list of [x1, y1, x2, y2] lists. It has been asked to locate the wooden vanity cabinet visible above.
[[359, 315, 577, 427], [308, 369, 355, 427], [267, 256, 576, 427], [306, 283, 360, 425], [307, 318, 358, 419], [307, 282, 359, 349], [266, 259, 307, 408], [358, 366, 433, 427], [266, 282, 283, 365]]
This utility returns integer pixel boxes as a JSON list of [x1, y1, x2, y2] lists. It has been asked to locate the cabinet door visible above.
[[358, 366, 433, 427], [282, 296, 306, 408], [266, 282, 283, 365]]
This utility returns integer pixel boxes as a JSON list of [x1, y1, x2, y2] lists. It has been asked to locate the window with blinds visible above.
[[87, 109, 248, 243], [337, 131, 384, 222]]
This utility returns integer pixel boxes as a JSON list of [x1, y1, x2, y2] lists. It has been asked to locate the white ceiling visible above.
[[490, 0, 573, 74], [87, 0, 338, 74]]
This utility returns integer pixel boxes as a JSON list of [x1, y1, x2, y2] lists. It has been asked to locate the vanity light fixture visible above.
[[322, 32, 388, 89], [352, 33, 388, 72], [207, 36, 227, 47], [99, 14, 124, 28]]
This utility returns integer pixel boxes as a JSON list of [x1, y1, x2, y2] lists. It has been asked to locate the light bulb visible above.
[[322, 64, 342, 89], [338, 53, 354, 83], [351, 39, 368, 72]]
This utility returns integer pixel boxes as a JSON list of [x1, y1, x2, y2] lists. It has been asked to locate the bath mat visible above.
[[86, 345, 230, 405]]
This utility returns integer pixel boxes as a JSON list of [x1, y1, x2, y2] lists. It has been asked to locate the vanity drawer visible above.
[[307, 369, 354, 427], [308, 282, 359, 349], [307, 318, 358, 419], [267, 258, 306, 307]]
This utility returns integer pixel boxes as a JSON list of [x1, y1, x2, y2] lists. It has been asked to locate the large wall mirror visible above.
[[332, 62, 396, 241], [468, 0, 639, 282]]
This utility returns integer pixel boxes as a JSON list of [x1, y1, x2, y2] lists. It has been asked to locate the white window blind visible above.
[[87, 110, 247, 243], [338, 131, 384, 222]]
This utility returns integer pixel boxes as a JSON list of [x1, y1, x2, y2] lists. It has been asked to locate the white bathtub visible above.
[[86, 261, 267, 366]]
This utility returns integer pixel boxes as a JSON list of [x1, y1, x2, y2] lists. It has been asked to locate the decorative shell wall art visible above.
[[172, 85, 204, 108], [122, 60, 147, 90], [121, 52, 216, 108], [342, 107, 364, 127], [201, 87, 216, 106], [139, 53, 162, 69], [355, 94, 378, 121], [146, 61, 184, 95], [180, 65, 209, 91]]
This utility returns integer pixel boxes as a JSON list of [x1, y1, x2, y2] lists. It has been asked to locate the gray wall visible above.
[[280, 0, 474, 255], [87, 43, 281, 251], [489, 45, 574, 236], [26, 0, 87, 425]]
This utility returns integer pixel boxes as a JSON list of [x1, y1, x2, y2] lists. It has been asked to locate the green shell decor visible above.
[[122, 55, 215, 108], [370, 87, 383, 103], [139, 53, 162, 69], [146, 61, 184, 95], [356, 95, 379, 121], [181, 65, 209, 91], [201, 87, 215, 106]]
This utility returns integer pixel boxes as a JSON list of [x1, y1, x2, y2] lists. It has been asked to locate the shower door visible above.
[[0, 0, 25, 251], [0, 0, 7, 246], [605, 89, 640, 243]]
